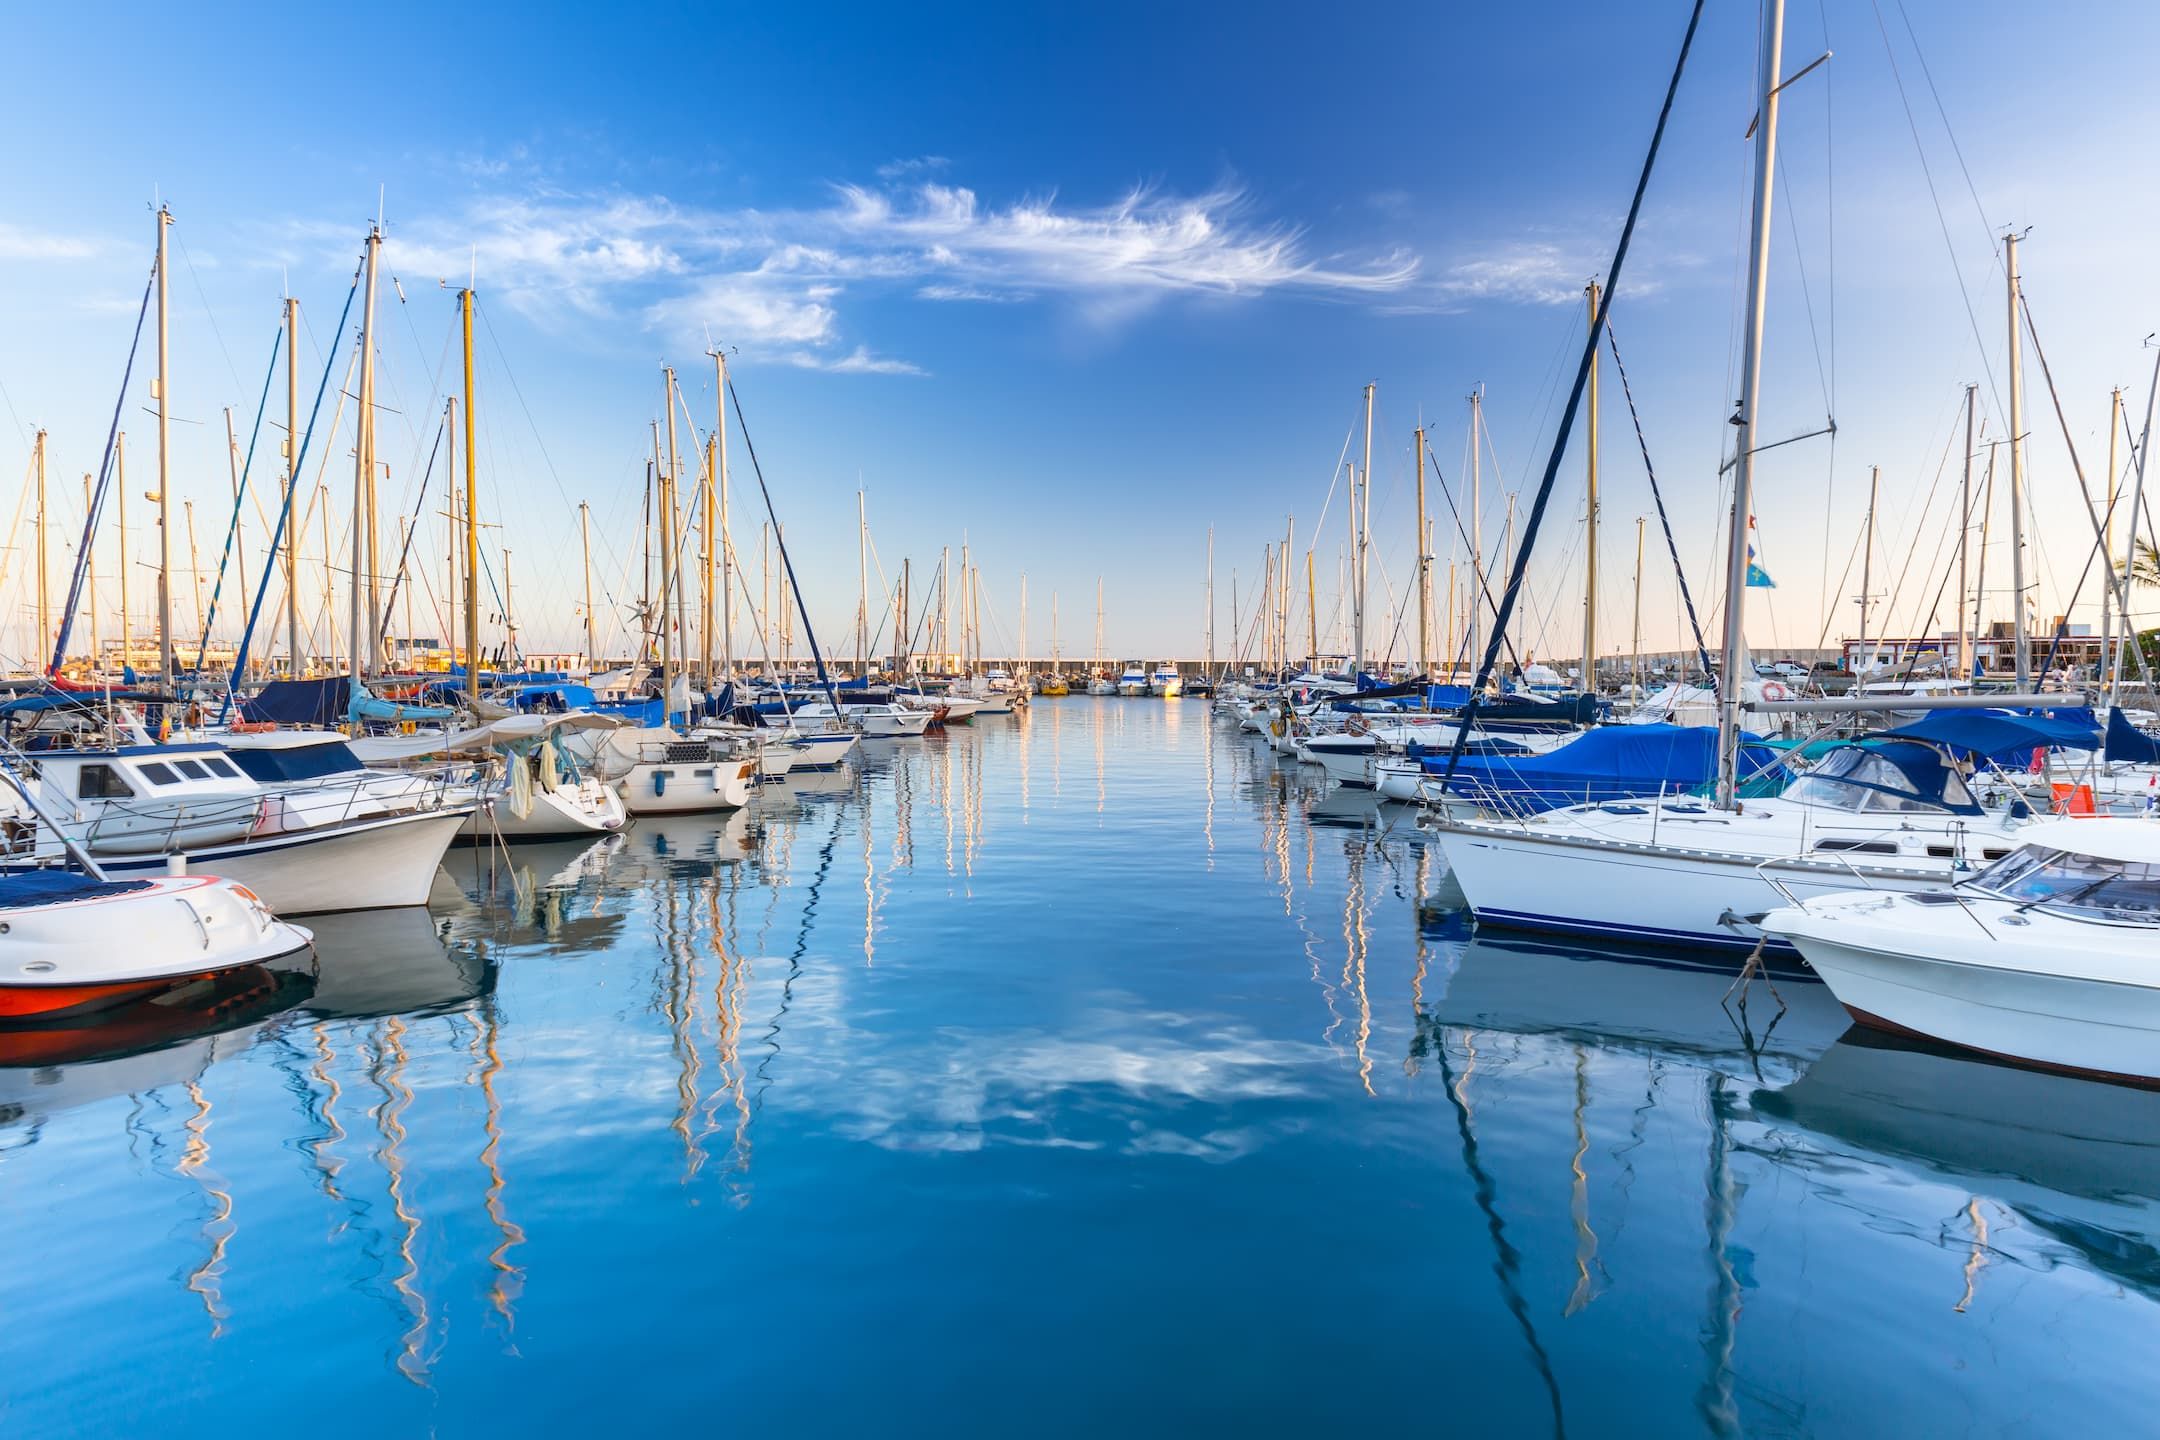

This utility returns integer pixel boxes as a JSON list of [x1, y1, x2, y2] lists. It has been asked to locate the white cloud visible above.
[[0, 223, 98, 261], [311, 169, 1420, 375]]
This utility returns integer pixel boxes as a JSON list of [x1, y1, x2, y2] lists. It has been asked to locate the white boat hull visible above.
[[1770, 889, 2160, 1082], [620, 756, 757, 814], [0, 874, 312, 1019], [1434, 822, 1967, 954], [88, 808, 470, 914], [462, 778, 628, 841]]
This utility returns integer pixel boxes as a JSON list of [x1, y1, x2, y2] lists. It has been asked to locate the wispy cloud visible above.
[[319, 169, 1420, 374], [0, 223, 99, 261]]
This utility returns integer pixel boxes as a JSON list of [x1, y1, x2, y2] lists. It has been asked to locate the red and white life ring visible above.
[[1760, 679, 1792, 702]]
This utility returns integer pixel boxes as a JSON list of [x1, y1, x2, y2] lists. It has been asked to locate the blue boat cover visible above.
[[1880, 709, 2099, 762], [240, 677, 348, 727], [2107, 706, 2160, 764], [0, 869, 154, 909], [1418, 723, 1781, 812]]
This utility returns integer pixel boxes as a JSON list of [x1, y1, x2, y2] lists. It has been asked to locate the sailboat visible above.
[[1427, 0, 2041, 954]]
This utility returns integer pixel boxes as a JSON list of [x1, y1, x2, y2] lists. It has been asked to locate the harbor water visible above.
[[4, 699, 2156, 1435]]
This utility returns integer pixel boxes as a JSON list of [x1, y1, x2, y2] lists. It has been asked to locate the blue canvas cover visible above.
[[1880, 709, 2099, 763], [239, 677, 348, 727], [0, 869, 154, 909], [1418, 723, 1780, 813], [2107, 707, 2160, 765]]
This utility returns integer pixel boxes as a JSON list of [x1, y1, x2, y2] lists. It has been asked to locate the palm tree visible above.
[[2117, 538, 2160, 589]]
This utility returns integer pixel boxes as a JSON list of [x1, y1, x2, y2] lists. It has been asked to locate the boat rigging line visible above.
[[1439, 0, 1706, 800]]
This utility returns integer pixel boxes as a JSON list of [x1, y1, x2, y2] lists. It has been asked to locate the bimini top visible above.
[[2010, 818, 2160, 866], [1881, 708, 2099, 762]]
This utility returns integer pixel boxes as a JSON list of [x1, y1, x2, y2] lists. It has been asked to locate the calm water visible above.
[[4, 699, 2157, 1436]]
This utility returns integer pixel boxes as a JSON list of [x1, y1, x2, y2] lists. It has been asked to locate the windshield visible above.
[[1976, 846, 2160, 922], [1781, 746, 1975, 815]]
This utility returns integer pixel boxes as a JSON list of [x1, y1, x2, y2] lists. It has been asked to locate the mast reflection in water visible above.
[[1, 701, 2157, 1435]]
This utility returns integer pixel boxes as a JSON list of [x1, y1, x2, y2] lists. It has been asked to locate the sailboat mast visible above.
[[1857, 466, 1879, 677], [117, 434, 129, 675], [1631, 515, 1646, 693], [2100, 386, 2122, 692], [1414, 425, 1430, 677], [1713, 0, 1787, 809], [1957, 384, 1975, 680], [83, 474, 95, 671], [284, 296, 300, 674], [856, 489, 867, 676], [2004, 229, 2031, 688], [225, 407, 247, 649], [184, 499, 203, 648], [1305, 548, 1318, 661], [33, 429, 46, 667], [661, 366, 680, 721], [703, 434, 717, 682], [2120, 351, 2160, 695], [1583, 280, 1601, 692], [1282, 517, 1295, 670], [1019, 572, 1028, 674], [461, 287, 480, 699], [1356, 382, 1373, 672], [712, 349, 731, 680], [580, 501, 596, 671], [350, 224, 380, 693], [1094, 575, 1103, 672], [1205, 526, 1214, 671], [1468, 390, 1484, 684], [155, 205, 174, 687]]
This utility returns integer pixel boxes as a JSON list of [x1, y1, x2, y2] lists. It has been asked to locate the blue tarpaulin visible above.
[[1418, 723, 1781, 812], [2106, 707, 2160, 764], [1880, 709, 2099, 763], [239, 678, 348, 727]]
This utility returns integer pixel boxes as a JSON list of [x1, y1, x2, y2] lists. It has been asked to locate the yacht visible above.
[[1765, 819, 2160, 1083], [1116, 666, 1148, 697], [1149, 665, 1183, 698], [1430, 738, 2028, 955], [6, 741, 473, 912]]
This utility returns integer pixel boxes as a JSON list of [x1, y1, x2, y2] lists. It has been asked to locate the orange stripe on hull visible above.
[[0, 968, 244, 1022]]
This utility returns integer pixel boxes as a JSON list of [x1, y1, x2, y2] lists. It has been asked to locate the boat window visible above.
[[1782, 746, 1972, 814], [1977, 847, 2160, 921], [224, 742, 364, 784], [76, 764, 135, 799], [175, 759, 214, 780], [202, 755, 246, 779], [137, 762, 180, 786], [1813, 839, 1899, 855]]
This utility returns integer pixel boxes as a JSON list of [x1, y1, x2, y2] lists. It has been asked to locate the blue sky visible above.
[[2, 1, 2156, 668]]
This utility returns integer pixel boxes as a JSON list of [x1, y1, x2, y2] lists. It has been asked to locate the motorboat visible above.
[[5, 738, 474, 913], [1764, 818, 2160, 1083], [576, 727, 759, 815], [1116, 666, 1148, 697], [0, 868, 312, 1021], [1149, 665, 1182, 698]]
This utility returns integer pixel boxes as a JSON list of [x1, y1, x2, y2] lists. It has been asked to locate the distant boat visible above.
[[1149, 665, 1182, 698], [1116, 666, 1148, 697]]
